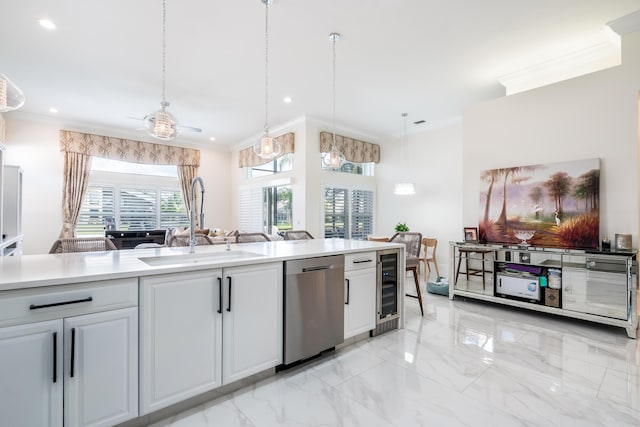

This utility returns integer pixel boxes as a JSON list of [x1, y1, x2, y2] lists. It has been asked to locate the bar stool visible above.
[[454, 248, 493, 289]]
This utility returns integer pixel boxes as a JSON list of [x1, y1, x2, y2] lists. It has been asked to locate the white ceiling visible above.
[[1, 0, 639, 149]]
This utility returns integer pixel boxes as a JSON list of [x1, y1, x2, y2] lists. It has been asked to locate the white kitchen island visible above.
[[0, 238, 404, 427]]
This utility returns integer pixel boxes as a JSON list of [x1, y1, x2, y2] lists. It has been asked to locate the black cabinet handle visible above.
[[217, 277, 222, 314], [52, 332, 57, 383], [345, 278, 350, 305], [30, 297, 93, 310], [70, 328, 76, 378], [353, 259, 373, 264], [227, 276, 232, 312]]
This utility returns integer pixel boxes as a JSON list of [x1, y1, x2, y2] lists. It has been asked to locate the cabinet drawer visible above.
[[345, 251, 377, 271], [0, 278, 138, 327]]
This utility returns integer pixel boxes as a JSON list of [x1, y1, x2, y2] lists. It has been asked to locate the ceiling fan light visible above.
[[144, 108, 180, 141], [394, 182, 416, 196], [0, 73, 25, 112], [253, 133, 282, 159]]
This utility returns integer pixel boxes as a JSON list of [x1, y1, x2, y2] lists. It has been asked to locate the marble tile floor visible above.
[[152, 279, 640, 427]]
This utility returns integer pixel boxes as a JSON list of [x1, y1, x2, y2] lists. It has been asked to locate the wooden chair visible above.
[[284, 230, 314, 240], [366, 236, 390, 242], [167, 234, 213, 247], [49, 237, 118, 253], [418, 238, 440, 281], [236, 232, 271, 243], [389, 232, 424, 316]]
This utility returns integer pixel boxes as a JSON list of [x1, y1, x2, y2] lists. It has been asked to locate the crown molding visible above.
[[497, 40, 621, 95], [607, 9, 640, 36]]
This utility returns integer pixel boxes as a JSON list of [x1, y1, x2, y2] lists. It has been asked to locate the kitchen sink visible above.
[[138, 250, 263, 267]]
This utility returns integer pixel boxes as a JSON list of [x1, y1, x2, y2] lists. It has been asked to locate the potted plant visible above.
[[395, 222, 409, 232]]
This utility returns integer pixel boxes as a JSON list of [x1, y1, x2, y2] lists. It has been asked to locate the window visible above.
[[321, 159, 374, 176], [323, 187, 374, 239], [246, 153, 293, 178], [239, 184, 292, 234], [263, 186, 292, 232], [76, 158, 189, 235]]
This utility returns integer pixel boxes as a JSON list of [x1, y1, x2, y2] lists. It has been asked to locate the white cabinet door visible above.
[[344, 268, 376, 339], [0, 319, 63, 427], [140, 269, 223, 415], [64, 307, 138, 427], [223, 262, 283, 384]]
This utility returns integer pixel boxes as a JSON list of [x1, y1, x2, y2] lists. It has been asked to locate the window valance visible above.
[[59, 130, 200, 167], [320, 132, 380, 163], [238, 132, 295, 168]]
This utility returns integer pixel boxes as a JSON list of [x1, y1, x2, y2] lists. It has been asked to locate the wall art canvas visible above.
[[479, 158, 599, 249]]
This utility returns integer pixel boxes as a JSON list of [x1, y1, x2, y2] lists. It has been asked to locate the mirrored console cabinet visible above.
[[449, 242, 638, 338]]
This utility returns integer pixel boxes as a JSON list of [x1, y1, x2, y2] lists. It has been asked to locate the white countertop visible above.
[[0, 239, 403, 291]]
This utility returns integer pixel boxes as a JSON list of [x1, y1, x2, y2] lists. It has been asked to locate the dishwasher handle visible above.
[[302, 265, 332, 273]]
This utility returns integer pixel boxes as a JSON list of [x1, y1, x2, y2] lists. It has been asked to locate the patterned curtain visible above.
[[319, 131, 380, 163], [238, 132, 295, 168], [58, 151, 92, 238], [177, 164, 199, 227], [58, 130, 201, 236], [59, 130, 200, 166]]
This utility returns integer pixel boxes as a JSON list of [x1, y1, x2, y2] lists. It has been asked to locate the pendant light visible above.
[[394, 113, 416, 195], [0, 73, 25, 112], [322, 32, 345, 170], [253, 0, 282, 159], [144, 0, 180, 141]]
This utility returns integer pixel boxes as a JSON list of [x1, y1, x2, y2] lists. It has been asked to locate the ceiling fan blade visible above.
[[179, 125, 202, 133], [127, 116, 145, 121]]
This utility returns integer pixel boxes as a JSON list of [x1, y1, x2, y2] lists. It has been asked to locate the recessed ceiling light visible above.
[[38, 19, 56, 30], [49, 107, 58, 113], [283, 96, 292, 104], [209, 136, 216, 141]]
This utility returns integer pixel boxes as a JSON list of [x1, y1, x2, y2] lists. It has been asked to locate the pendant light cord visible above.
[[264, 1, 270, 134], [161, 0, 167, 106], [332, 35, 336, 147]]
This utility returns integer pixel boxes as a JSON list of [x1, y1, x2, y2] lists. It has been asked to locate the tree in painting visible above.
[[544, 172, 572, 217], [528, 186, 544, 219], [478, 159, 600, 249]]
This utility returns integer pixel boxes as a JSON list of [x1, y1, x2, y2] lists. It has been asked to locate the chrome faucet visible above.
[[189, 176, 205, 253]]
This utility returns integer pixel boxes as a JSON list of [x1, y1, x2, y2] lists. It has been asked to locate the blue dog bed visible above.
[[427, 279, 449, 296]]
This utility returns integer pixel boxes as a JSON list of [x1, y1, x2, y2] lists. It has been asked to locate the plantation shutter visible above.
[[239, 187, 264, 232], [160, 189, 189, 228], [77, 185, 115, 235], [324, 187, 348, 238], [350, 189, 374, 240], [120, 188, 157, 230]]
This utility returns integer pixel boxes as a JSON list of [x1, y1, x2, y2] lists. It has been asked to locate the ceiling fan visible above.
[[127, 111, 202, 135], [136, 0, 202, 141]]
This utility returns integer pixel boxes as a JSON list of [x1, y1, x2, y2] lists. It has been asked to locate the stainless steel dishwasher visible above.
[[284, 255, 345, 365]]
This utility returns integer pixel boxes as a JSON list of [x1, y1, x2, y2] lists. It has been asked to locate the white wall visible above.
[[229, 116, 380, 240], [463, 30, 640, 246], [3, 114, 232, 254], [3, 117, 63, 254], [375, 122, 464, 276]]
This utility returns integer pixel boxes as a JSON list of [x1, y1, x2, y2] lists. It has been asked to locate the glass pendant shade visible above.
[[322, 136, 344, 169], [0, 73, 25, 112], [254, 133, 282, 159], [394, 182, 416, 195], [145, 103, 180, 141]]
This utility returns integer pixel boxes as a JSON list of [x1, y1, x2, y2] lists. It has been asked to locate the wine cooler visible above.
[[371, 248, 401, 336]]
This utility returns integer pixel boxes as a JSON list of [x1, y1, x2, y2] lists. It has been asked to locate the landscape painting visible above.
[[479, 158, 600, 249]]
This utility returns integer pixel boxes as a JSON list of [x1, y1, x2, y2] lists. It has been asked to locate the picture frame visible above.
[[615, 234, 632, 251], [464, 227, 478, 243]]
